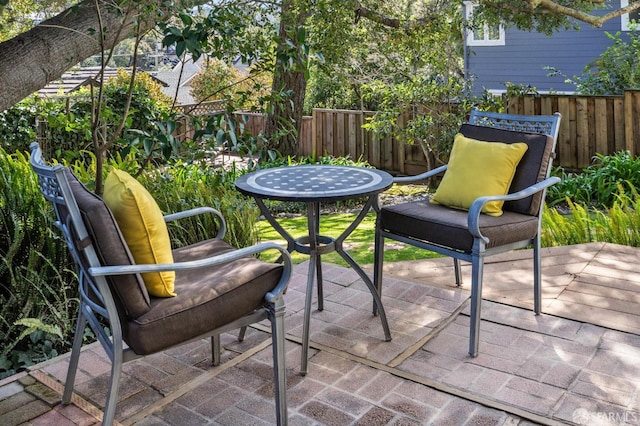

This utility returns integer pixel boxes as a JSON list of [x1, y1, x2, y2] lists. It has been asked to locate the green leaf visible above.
[[14, 318, 63, 342]]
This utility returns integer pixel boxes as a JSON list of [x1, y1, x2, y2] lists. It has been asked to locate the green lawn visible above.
[[256, 211, 442, 266]]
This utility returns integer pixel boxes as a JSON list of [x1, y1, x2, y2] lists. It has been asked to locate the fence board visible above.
[[633, 92, 640, 156], [593, 98, 608, 155], [613, 98, 625, 153], [336, 113, 345, 157], [348, 114, 357, 160]]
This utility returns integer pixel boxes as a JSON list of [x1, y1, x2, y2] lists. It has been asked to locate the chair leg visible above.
[[453, 258, 463, 286], [211, 335, 221, 366], [62, 309, 86, 405], [533, 234, 542, 315], [372, 220, 385, 316], [238, 326, 247, 342], [468, 254, 485, 357], [102, 352, 123, 425], [270, 300, 288, 426]]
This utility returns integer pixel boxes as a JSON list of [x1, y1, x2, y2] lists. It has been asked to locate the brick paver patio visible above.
[[1, 242, 639, 425]]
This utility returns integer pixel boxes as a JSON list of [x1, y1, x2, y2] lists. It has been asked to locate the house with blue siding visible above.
[[463, 0, 638, 95]]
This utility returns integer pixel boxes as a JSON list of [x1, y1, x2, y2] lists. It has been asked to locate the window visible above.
[[464, 2, 505, 46], [621, 0, 640, 31]]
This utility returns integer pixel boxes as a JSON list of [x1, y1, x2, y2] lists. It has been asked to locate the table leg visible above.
[[300, 202, 320, 375], [313, 202, 323, 311], [334, 195, 392, 342], [254, 198, 296, 256]]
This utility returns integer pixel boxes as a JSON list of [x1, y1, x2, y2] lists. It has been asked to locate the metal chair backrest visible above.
[[469, 108, 561, 142]]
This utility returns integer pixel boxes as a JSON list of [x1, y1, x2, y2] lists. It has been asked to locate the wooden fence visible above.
[[190, 92, 640, 175], [505, 91, 640, 170], [235, 109, 427, 175]]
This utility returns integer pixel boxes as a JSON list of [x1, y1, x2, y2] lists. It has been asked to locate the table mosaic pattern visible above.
[[235, 165, 393, 201]]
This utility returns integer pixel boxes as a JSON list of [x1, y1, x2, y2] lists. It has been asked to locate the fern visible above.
[[542, 186, 640, 248]]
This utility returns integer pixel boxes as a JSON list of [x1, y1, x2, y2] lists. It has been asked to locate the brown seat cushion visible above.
[[459, 124, 554, 216], [121, 238, 284, 355], [64, 169, 151, 318], [380, 200, 539, 252]]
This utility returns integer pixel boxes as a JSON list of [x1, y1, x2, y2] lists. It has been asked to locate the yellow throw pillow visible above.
[[103, 168, 176, 297], [430, 134, 528, 217]]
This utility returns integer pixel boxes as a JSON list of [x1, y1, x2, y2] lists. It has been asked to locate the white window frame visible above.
[[621, 0, 640, 31], [464, 2, 505, 46]]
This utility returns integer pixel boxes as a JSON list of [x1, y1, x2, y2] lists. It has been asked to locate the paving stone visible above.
[[334, 364, 379, 393], [115, 388, 164, 421], [442, 362, 485, 389], [468, 369, 511, 396], [506, 377, 564, 401], [465, 406, 509, 426], [395, 381, 452, 409], [25, 380, 62, 405], [587, 348, 625, 374], [354, 371, 404, 402], [316, 387, 374, 417], [494, 384, 558, 416], [305, 361, 348, 385], [29, 407, 81, 426], [299, 400, 356, 426], [381, 393, 436, 422], [469, 352, 523, 375], [50, 403, 98, 426], [430, 398, 480, 426], [236, 396, 279, 423], [554, 393, 639, 425], [570, 380, 634, 407], [0, 399, 50, 425], [515, 355, 555, 382], [353, 406, 396, 425], [76, 349, 112, 378], [534, 343, 592, 368], [216, 365, 268, 392], [192, 385, 249, 418], [576, 370, 638, 394], [0, 382, 23, 401], [287, 377, 326, 408], [0, 390, 36, 415], [541, 361, 581, 389]]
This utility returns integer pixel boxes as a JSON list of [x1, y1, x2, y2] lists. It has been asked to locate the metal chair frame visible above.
[[30, 142, 291, 425], [374, 109, 561, 357]]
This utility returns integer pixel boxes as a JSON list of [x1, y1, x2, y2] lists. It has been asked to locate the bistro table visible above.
[[235, 165, 394, 375]]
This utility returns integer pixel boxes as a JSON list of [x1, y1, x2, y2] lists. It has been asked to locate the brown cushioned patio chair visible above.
[[373, 109, 561, 357], [29, 143, 291, 425]]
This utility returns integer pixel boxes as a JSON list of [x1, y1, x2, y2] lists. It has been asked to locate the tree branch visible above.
[[0, 0, 206, 112]]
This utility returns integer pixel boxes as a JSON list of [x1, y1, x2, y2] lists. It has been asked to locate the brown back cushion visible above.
[[64, 169, 151, 318], [458, 124, 554, 215]]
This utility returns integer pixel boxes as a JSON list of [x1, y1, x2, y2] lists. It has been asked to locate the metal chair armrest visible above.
[[88, 242, 292, 301], [467, 176, 561, 241], [393, 165, 448, 184], [163, 206, 226, 240]]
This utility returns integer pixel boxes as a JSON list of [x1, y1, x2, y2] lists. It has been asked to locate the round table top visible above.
[[235, 165, 394, 202]]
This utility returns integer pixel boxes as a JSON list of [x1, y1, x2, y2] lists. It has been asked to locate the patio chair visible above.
[[29, 142, 291, 425], [373, 109, 561, 357]]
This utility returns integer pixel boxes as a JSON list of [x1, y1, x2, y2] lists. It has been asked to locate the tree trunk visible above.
[[264, 0, 308, 158], [0, 0, 201, 112], [265, 69, 307, 157]]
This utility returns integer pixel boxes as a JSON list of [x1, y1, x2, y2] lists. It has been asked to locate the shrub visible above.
[[547, 151, 640, 208], [2, 70, 173, 164], [0, 102, 37, 152], [139, 161, 260, 249], [542, 188, 640, 248], [0, 148, 78, 379]]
